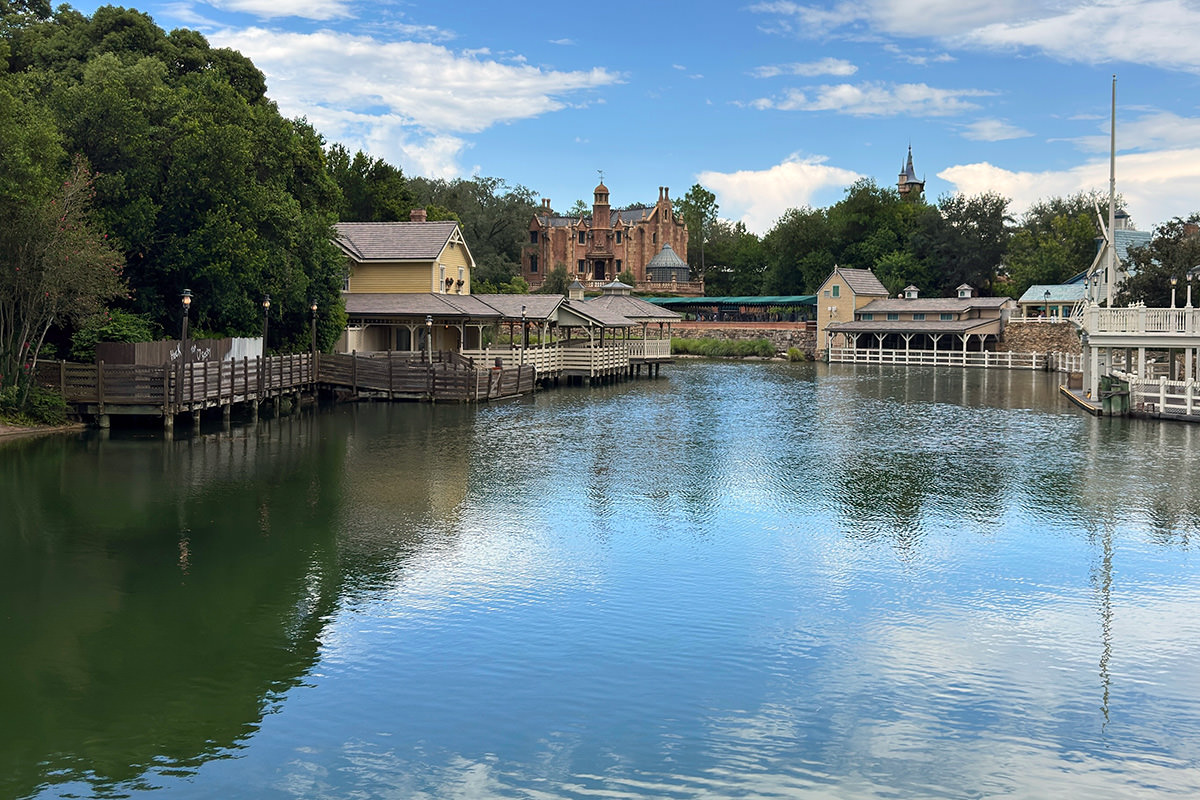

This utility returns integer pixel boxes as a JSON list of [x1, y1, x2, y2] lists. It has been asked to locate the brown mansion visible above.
[[522, 182, 700, 294]]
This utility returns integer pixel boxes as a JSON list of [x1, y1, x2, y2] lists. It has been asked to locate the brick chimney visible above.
[[410, 208, 427, 223]]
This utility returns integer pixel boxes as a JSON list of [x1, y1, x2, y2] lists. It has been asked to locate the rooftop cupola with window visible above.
[[903, 285, 920, 300], [957, 284, 975, 299], [568, 280, 585, 301]]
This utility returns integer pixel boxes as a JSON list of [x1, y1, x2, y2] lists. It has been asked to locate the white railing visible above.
[[1083, 306, 1200, 335], [461, 346, 563, 373], [1119, 373, 1200, 417], [829, 347, 1048, 370], [1017, 315, 1072, 323], [561, 344, 629, 375], [628, 339, 671, 360]]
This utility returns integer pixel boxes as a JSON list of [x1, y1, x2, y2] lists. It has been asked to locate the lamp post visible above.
[[1044, 289, 1051, 318], [309, 300, 318, 353], [1188, 267, 1199, 308], [261, 294, 271, 354], [425, 314, 433, 365], [520, 304, 527, 366], [1171, 275, 1178, 309], [180, 289, 192, 361]]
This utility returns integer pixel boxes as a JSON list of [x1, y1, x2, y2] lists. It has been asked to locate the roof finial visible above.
[[597, 169, 604, 184]]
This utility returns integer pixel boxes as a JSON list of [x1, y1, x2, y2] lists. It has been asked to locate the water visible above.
[[3, 361, 1200, 799]]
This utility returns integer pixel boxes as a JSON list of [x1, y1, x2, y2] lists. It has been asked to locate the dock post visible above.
[[98, 414, 110, 429], [163, 413, 174, 433], [249, 399, 259, 422], [222, 404, 232, 425]]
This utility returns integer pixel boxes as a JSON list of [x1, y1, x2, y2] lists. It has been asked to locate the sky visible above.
[[70, 0, 1200, 235]]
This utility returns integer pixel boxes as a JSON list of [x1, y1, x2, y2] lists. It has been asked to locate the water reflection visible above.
[[3, 362, 1200, 799]]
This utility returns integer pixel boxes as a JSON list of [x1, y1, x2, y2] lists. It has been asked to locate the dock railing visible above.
[[1083, 306, 1200, 335], [1113, 369, 1200, 417], [828, 347, 1048, 370]]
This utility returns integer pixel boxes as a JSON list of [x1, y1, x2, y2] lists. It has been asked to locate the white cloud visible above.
[[754, 82, 993, 116], [751, 1, 1200, 73], [961, 118, 1032, 141], [698, 154, 864, 234], [209, 0, 354, 21], [549, 38, 575, 45], [1064, 111, 1200, 154], [883, 43, 955, 66], [210, 27, 619, 177], [940, 148, 1200, 230], [752, 58, 858, 78]]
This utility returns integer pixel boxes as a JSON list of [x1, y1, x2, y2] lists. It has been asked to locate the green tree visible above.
[[539, 264, 570, 295], [705, 220, 765, 295], [1004, 192, 1105, 298], [762, 205, 833, 294], [0, 159, 126, 402], [911, 192, 1010, 295], [326, 143, 413, 222], [1117, 215, 1200, 307], [675, 183, 718, 279]]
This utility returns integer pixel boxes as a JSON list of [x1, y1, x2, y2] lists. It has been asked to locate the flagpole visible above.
[[1107, 75, 1116, 307]]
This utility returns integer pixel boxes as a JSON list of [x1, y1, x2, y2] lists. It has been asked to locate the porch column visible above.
[[875, 333, 886, 362]]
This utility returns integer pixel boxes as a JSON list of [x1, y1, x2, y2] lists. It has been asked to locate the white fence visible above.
[[829, 347, 1053, 370], [462, 342, 649, 377], [1114, 370, 1200, 417]]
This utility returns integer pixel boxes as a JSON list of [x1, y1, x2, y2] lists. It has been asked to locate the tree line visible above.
[[3, 3, 1197, 419]]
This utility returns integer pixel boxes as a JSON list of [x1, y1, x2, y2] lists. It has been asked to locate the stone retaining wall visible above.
[[673, 325, 816, 355], [998, 321, 1081, 354]]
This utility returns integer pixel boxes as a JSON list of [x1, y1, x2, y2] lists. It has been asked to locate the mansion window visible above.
[[578, 260, 585, 273], [616, 259, 622, 273], [578, 231, 586, 244], [530, 254, 538, 273], [530, 231, 539, 243], [616, 231, 623, 243]]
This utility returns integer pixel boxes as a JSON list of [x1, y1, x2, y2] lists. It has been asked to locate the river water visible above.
[[4, 360, 1200, 799]]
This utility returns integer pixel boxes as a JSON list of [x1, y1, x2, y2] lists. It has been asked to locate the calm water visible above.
[[4, 361, 1200, 799]]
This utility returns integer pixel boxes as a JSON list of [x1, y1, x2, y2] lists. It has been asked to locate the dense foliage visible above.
[[2, 4, 348, 361], [1117, 214, 1200, 307], [671, 338, 776, 358]]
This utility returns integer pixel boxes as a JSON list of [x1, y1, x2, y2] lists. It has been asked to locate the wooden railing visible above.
[[628, 339, 671, 360], [36, 350, 535, 412], [1114, 370, 1200, 417]]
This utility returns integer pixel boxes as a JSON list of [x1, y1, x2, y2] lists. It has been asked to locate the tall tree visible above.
[[1117, 214, 1200, 307], [1003, 192, 1106, 298], [675, 183, 718, 279], [326, 143, 413, 222]]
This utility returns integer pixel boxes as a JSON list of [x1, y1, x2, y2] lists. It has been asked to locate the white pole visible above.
[[1107, 75, 1117, 308]]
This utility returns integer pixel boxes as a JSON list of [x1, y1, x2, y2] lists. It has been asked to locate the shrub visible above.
[[671, 337, 776, 358], [787, 347, 809, 362], [0, 385, 68, 426]]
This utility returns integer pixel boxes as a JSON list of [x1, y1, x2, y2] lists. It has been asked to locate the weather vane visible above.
[[597, 169, 604, 183]]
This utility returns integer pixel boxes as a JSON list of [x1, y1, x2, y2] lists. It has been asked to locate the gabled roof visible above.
[[856, 296, 1010, 313], [343, 292, 501, 318], [830, 267, 889, 296], [585, 292, 683, 323], [335, 221, 462, 262], [1017, 284, 1087, 304]]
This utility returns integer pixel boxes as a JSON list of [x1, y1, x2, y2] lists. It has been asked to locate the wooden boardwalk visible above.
[[35, 350, 535, 427]]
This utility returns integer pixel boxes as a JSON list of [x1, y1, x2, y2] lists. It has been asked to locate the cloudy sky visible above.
[[72, 0, 1200, 234]]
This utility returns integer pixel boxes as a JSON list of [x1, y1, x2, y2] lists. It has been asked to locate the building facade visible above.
[[522, 183, 691, 290]]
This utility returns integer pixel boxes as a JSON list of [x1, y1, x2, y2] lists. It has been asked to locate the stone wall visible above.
[[998, 321, 1081, 354], [673, 325, 816, 356]]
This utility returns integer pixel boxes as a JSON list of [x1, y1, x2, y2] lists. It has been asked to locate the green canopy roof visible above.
[[643, 295, 816, 306]]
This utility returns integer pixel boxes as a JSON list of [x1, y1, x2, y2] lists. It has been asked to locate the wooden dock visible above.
[[35, 350, 535, 428]]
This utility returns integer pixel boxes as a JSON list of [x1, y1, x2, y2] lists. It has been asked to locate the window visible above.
[[578, 260, 585, 273], [887, 313, 899, 321], [940, 313, 954, 321], [652, 232, 657, 244], [831, 285, 840, 298], [616, 231, 623, 244], [439, 265, 446, 292], [529, 231, 538, 244], [912, 313, 925, 321], [578, 231, 586, 244], [342, 270, 350, 292], [530, 254, 538, 273], [861, 313, 873, 320], [616, 259, 622, 273], [823, 290, 830, 298]]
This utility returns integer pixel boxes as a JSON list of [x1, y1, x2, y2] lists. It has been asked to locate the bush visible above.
[[71, 310, 159, 362], [671, 337, 776, 358], [787, 347, 809, 362], [0, 384, 68, 426]]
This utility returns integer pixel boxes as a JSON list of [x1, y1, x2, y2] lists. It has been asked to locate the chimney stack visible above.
[[410, 208, 427, 223]]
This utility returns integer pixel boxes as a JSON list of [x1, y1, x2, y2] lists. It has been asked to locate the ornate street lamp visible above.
[[180, 289, 192, 362], [520, 304, 527, 366], [1044, 289, 1051, 318], [1171, 275, 1178, 309], [1188, 266, 1200, 308], [261, 294, 271, 353]]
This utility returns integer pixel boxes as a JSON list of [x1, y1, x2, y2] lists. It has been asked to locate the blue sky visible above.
[[72, 0, 1200, 234]]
